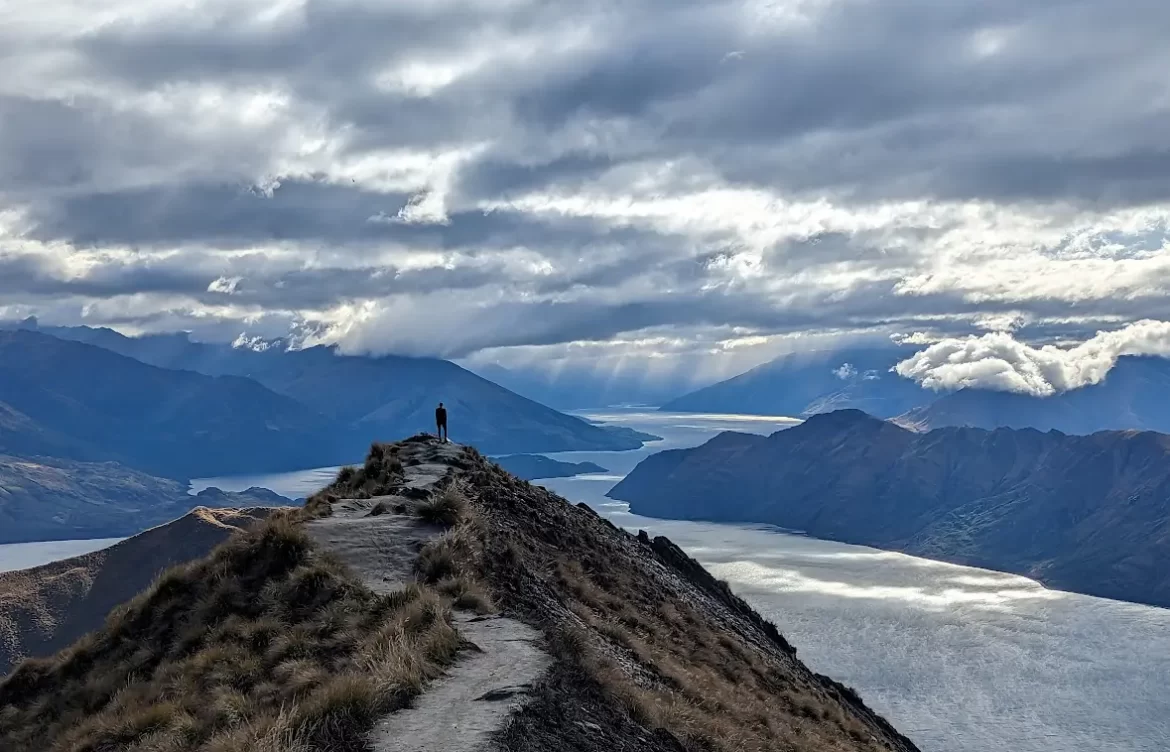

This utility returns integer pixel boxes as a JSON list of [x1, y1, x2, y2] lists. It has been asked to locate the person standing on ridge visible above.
[[435, 402, 448, 442]]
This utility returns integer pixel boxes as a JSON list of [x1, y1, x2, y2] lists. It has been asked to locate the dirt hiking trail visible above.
[[307, 439, 549, 752]]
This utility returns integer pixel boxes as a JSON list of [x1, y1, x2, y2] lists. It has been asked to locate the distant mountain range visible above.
[[663, 343, 1170, 437], [660, 345, 932, 418], [0, 329, 357, 478], [0, 323, 655, 543], [2, 323, 650, 474], [610, 410, 1170, 608], [897, 355, 1170, 434]]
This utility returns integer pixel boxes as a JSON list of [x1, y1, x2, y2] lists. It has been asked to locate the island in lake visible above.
[[492, 454, 609, 480]]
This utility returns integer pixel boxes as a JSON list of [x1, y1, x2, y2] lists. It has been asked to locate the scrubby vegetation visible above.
[[416, 485, 469, 527], [0, 435, 914, 752], [329, 442, 407, 499], [0, 514, 460, 752], [452, 452, 916, 752]]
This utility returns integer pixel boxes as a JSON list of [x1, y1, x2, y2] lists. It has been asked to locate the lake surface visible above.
[[0, 537, 124, 574], [186, 409, 1170, 751]]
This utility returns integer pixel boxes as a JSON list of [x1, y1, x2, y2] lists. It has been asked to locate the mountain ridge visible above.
[[32, 324, 648, 455], [0, 329, 360, 478], [0, 506, 274, 675], [0, 436, 920, 751]]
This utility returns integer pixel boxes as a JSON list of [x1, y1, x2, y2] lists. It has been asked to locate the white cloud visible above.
[[894, 320, 1170, 396], [832, 362, 857, 380], [1, 0, 1170, 384], [207, 276, 242, 294]]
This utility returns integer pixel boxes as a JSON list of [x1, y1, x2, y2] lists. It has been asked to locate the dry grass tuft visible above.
[[436, 576, 496, 615], [417, 485, 468, 527], [324, 442, 407, 500], [0, 511, 460, 752], [415, 534, 460, 584], [301, 491, 337, 519]]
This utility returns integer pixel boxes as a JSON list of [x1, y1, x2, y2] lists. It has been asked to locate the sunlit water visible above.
[[0, 537, 124, 574], [136, 411, 1170, 750]]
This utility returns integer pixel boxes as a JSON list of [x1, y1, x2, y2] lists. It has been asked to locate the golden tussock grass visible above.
[[0, 512, 460, 752]]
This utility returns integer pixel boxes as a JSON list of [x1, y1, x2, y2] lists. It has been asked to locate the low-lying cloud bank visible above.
[[895, 320, 1170, 397]]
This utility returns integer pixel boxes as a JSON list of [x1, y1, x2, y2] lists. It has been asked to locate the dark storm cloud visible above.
[[23, 177, 679, 260], [11, 0, 1170, 214], [3, 0, 1170, 360]]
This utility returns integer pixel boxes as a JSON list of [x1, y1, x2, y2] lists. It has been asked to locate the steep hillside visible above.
[[610, 410, 1170, 608], [0, 512, 462, 752], [40, 325, 650, 454], [0, 453, 289, 543], [662, 346, 931, 418], [1, 436, 920, 752], [0, 507, 272, 675], [0, 400, 96, 460], [898, 355, 1170, 434], [0, 329, 364, 478]]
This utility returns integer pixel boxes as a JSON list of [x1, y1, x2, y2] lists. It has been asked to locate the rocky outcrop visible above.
[[610, 409, 1170, 608]]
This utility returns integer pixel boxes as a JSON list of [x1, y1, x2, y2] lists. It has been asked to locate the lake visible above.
[[0, 537, 124, 574], [13, 410, 1170, 751]]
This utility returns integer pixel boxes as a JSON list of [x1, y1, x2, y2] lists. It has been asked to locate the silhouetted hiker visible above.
[[435, 402, 448, 442]]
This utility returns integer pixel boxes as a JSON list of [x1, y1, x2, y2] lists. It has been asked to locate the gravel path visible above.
[[307, 440, 549, 752], [372, 612, 548, 752]]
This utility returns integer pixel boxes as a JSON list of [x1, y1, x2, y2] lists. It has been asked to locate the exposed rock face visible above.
[[610, 410, 1170, 608], [0, 507, 272, 675]]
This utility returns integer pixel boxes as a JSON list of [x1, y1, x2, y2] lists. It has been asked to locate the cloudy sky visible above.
[[3, 0, 1170, 392]]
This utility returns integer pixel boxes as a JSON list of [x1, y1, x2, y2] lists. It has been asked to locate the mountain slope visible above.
[[610, 410, 1170, 608], [1, 436, 920, 751], [662, 346, 932, 418], [311, 437, 922, 750], [39, 325, 648, 454], [0, 507, 272, 675], [0, 329, 363, 478], [0, 400, 96, 460], [898, 355, 1170, 434]]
